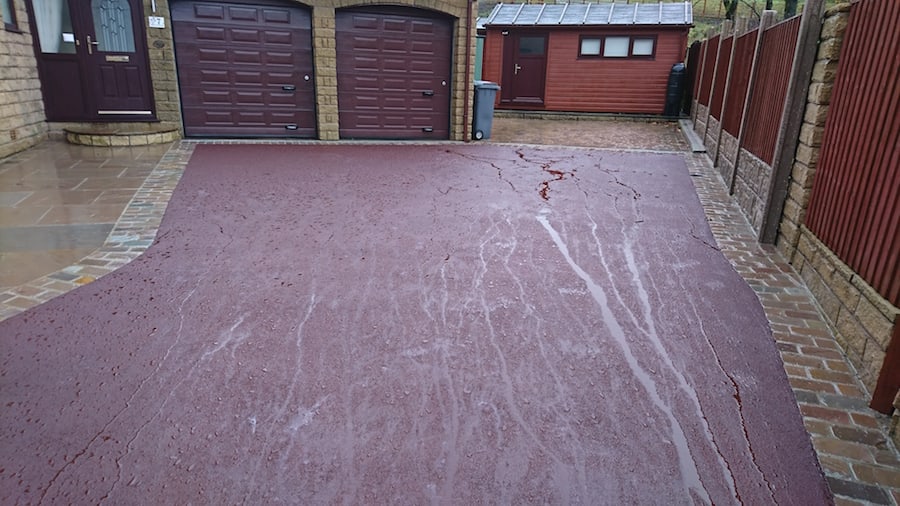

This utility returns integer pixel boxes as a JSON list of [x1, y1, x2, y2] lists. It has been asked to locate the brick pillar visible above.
[[312, 6, 339, 141], [143, 0, 182, 127]]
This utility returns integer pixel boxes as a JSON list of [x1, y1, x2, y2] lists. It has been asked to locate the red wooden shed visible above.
[[482, 2, 693, 114]]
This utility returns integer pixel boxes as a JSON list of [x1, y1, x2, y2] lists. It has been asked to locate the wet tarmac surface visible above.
[[0, 144, 830, 504]]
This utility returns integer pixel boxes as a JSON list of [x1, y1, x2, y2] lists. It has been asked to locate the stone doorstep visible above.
[[64, 123, 181, 147]]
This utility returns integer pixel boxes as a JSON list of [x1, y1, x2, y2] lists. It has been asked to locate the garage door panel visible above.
[[173, 0, 315, 137], [231, 28, 261, 43], [336, 7, 451, 139], [194, 4, 224, 19], [228, 6, 257, 21], [262, 9, 290, 23], [195, 26, 226, 41], [351, 15, 379, 30], [411, 20, 436, 34], [265, 31, 292, 44]]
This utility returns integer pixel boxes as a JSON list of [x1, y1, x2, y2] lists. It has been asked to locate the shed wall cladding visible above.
[[543, 29, 687, 114]]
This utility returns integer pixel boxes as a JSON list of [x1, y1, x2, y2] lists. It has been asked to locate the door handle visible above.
[[422, 90, 434, 97], [515, 64, 522, 75], [86, 35, 99, 54], [282, 85, 296, 91]]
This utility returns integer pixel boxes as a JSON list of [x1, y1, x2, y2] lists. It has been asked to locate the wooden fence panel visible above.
[[709, 35, 733, 119], [805, 0, 900, 306], [721, 31, 755, 136], [741, 16, 801, 164], [699, 35, 719, 106], [687, 41, 702, 103]]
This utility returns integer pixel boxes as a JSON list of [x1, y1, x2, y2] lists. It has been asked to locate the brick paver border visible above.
[[686, 152, 900, 505], [2, 141, 897, 503]]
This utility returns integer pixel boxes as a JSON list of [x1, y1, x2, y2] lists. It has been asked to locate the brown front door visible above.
[[335, 7, 452, 140], [28, 0, 155, 120], [500, 32, 547, 106]]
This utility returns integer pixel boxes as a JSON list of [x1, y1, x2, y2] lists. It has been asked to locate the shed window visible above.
[[603, 36, 629, 57], [519, 36, 545, 55], [578, 34, 657, 59], [580, 37, 601, 56], [632, 38, 655, 56], [2, 0, 17, 30]]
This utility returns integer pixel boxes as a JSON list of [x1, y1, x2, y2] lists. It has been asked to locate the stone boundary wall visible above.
[[703, 115, 721, 165], [793, 226, 899, 396], [717, 129, 739, 185], [776, 4, 849, 262], [0, 0, 47, 159], [692, 102, 708, 137], [731, 148, 772, 234], [776, 4, 899, 436]]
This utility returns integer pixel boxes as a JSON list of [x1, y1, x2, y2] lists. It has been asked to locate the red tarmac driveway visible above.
[[1, 144, 830, 504]]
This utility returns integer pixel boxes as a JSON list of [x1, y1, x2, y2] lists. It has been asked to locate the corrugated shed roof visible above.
[[484, 2, 693, 27]]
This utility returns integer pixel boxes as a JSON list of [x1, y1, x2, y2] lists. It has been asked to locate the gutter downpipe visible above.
[[463, 0, 475, 142]]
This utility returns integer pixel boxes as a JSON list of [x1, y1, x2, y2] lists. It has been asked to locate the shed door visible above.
[[500, 32, 547, 106], [172, 0, 316, 137], [335, 7, 452, 139]]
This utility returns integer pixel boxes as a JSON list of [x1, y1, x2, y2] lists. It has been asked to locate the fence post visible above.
[[691, 29, 715, 125], [702, 22, 730, 144], [728, 10, 777, 195], [758, 0, 825, 243], [713, 22, 740, 168]]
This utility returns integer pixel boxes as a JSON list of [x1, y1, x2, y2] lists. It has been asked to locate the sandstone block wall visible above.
[[776, 4, 850, 262], [0, 0, 47, 158], [794, 227, 898, 395]]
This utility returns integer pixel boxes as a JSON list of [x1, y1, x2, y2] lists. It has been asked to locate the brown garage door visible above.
[[172, 0, 315, 137], [335, 7, 452, 140]]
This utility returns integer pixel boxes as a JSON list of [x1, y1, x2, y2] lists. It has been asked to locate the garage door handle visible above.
[[422, 90, 434, 96], [285, 124, 298, 130], [282, 85, 296, 92], [422, 127, 433, 133]]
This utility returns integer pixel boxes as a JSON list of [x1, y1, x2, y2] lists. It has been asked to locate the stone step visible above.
[[65, 123, 181, 147]]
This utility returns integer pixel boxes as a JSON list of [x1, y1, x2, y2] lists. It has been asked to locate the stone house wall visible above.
[[47, 0, 475, 142], [0, 0, 47, 159]]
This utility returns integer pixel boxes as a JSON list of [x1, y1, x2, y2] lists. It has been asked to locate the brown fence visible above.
[[698, 35, 719, 106], [721, 31, 755, 136], [709, 35, 732, 119], [689, 41, 703, 98], [804, 0, 900, 307], [741, 16, 801, 164]]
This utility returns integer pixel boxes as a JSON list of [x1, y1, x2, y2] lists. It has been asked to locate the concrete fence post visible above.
[[759, 0, 825, 243], [692, 27, 716, 129]]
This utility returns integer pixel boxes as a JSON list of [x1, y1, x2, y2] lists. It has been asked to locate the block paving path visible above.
[[1, 118, 897, 503]]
